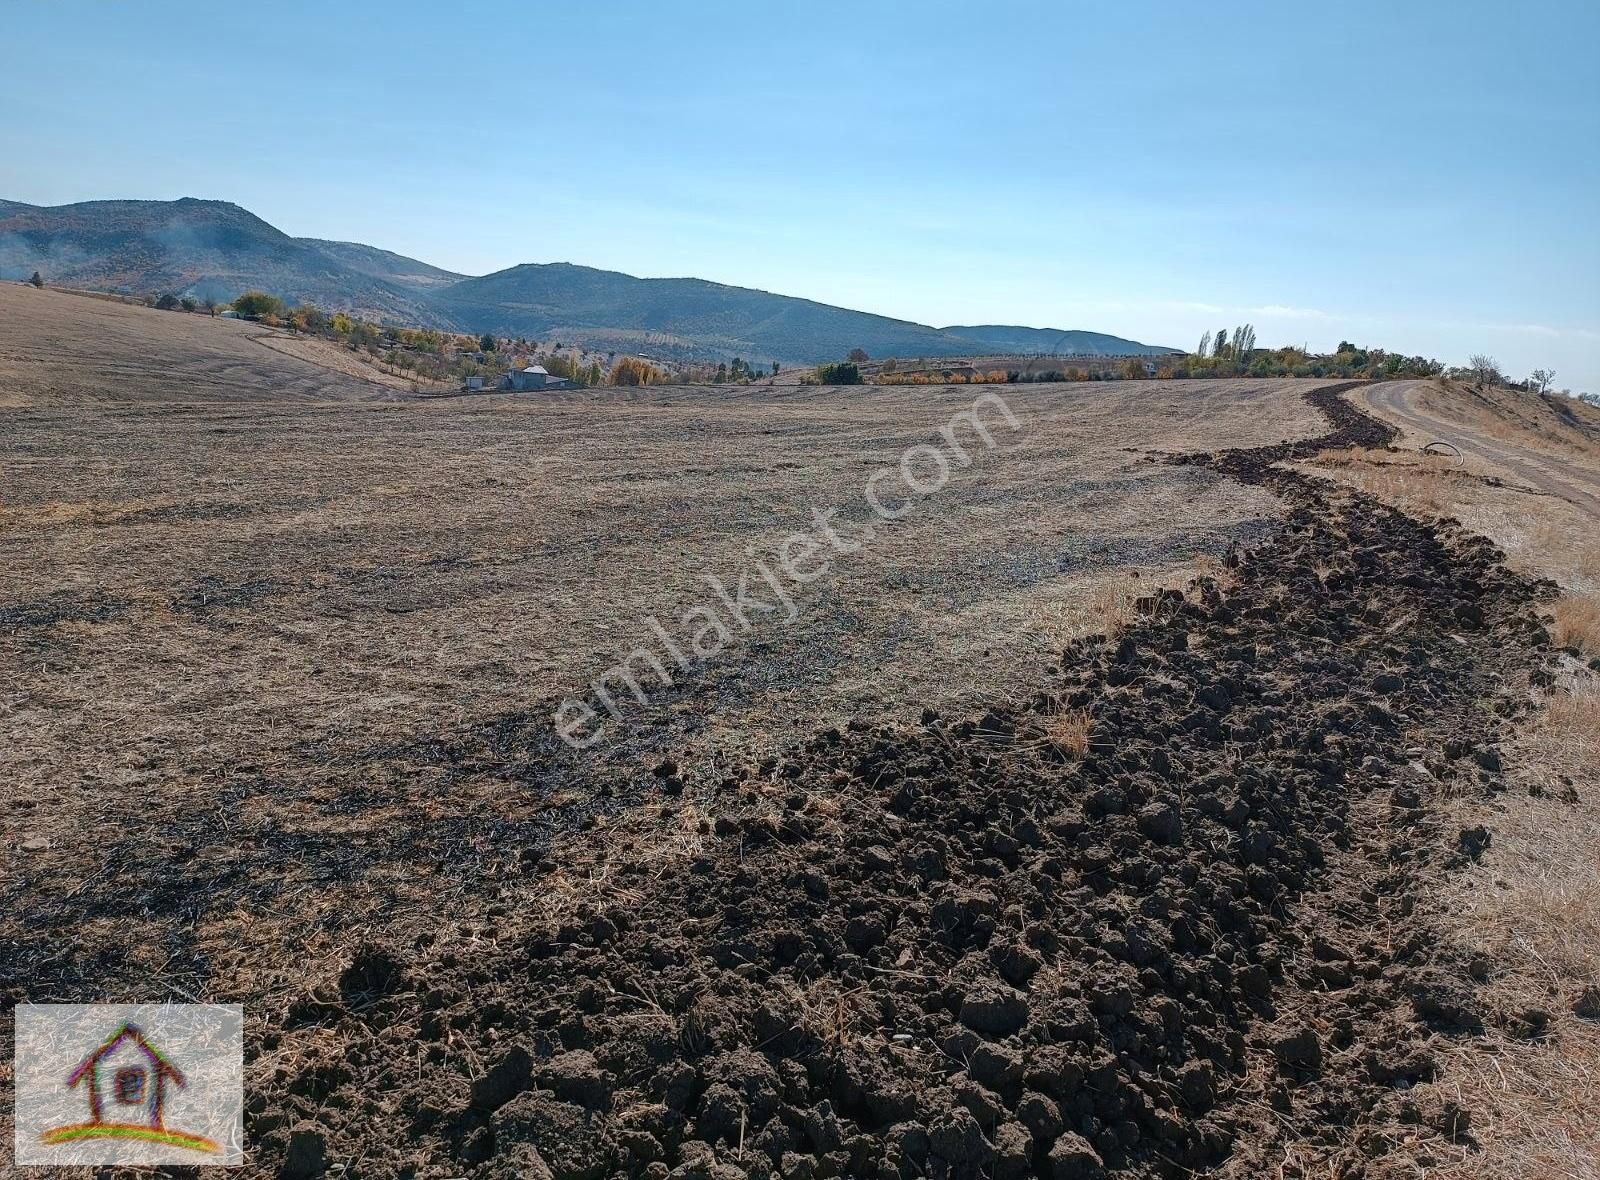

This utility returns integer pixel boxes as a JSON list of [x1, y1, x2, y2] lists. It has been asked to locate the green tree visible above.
[[815, 362, 862, 385], [232, 290, 286, 319], [1212, 327, 1229, 358], [27, 271, 44, 288], [155, 292, 181, 310], [180, 296, 198, 312], [478, 333, 497, 352]]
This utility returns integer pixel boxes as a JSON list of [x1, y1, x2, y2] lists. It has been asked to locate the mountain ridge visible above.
[[0, 196, 1177, 362]]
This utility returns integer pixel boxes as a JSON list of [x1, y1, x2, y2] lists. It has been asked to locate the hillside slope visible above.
[[0, 281, 391, 405], [298, 238, 465, 290], [0, 198, 449, 324]]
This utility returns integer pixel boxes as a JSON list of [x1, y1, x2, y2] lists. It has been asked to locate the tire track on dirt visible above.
[[1365, 380, 1600, 517]]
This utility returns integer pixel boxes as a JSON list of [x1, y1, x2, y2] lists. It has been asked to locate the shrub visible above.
[[27, 271, 44, 288], [180, 296, 197, 312], [611, 357, 665, 386], [154, 292, 181, 310], [478, 333, 497, 352], [815, 362, 861, 385], [847, 347, 869, 363], [290, 303, 328, 333]]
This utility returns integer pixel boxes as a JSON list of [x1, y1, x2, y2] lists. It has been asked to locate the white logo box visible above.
[[13, 1004, 243, 1167]]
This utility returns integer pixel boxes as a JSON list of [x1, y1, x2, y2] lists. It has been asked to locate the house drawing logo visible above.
[[38, 1022, 220, 1155]]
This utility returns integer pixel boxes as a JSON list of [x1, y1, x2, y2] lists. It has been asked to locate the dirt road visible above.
[[1364, 379, 1600, 516]]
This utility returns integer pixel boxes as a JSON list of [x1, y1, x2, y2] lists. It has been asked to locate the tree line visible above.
[[41, 277, 1566, 396], [218, 290, 679, 389]]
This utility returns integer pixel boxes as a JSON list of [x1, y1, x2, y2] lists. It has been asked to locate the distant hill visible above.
[[437, 262, 972, 363], [939, 324, 1170, 357], [298, 238, 464, 290], [433, 264, 1174, 363], [0, 198, 450, 324], [1, 196, 1174, 363]]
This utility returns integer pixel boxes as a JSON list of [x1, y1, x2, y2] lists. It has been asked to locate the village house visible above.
[[501, 365, 572, 391]]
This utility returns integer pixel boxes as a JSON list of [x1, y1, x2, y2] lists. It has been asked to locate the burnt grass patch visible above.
[[214, 384, 1559, 1178], [0, 588, 129, 631], [170, 572, 288, 615]]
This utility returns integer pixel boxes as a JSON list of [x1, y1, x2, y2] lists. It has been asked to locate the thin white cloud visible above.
[[1143, 300, 1330, 320], [1475, 322, 1600, 341], [1248, 304, 1330, 320], [1483, 322, 1561, 337]]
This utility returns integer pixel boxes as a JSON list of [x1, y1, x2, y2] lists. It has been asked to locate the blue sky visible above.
[[4, 0, 1597, 389]]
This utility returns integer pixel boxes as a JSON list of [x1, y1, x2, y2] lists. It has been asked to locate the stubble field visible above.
[[1, 287, 1330, 999], [4, 285, 1579, 1180]]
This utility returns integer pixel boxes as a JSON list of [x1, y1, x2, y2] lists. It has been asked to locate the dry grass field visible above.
[[4, 285, 1594, 1179], [1, 283, 1323, 985]]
